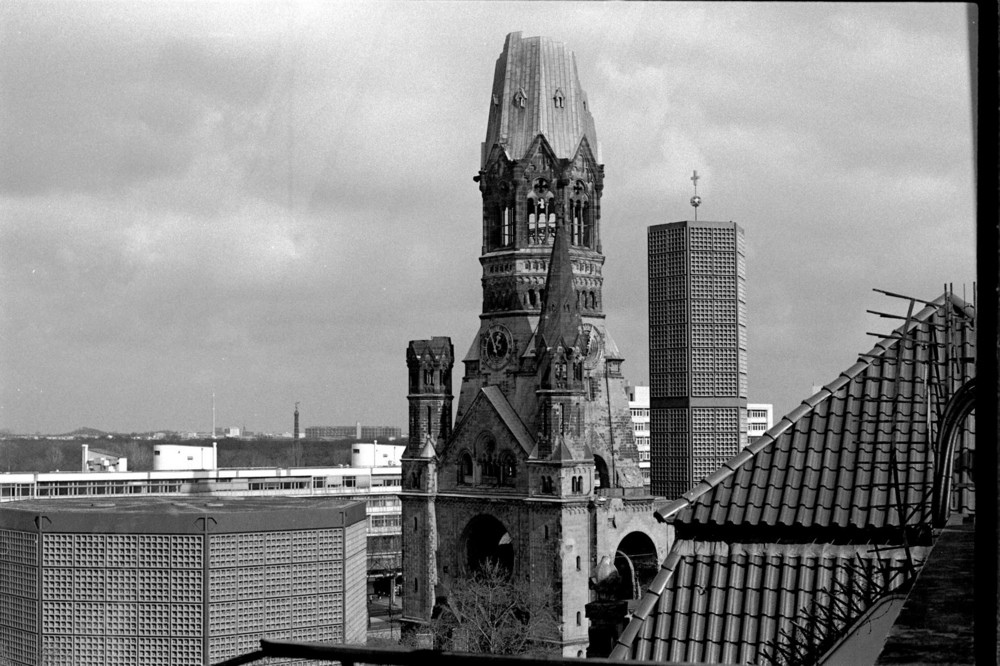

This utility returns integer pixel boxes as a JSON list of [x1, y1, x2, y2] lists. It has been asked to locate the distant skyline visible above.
[[1, 3, 976, 434]]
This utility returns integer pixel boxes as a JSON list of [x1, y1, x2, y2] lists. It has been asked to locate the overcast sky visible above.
[[0, 2, 975, 435]]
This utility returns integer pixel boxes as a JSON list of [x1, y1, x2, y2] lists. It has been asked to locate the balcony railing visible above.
[[212, 640, 713, 666]]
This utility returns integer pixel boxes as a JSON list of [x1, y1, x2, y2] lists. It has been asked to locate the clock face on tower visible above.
[[481, 323, 513, 369], [582, 323, 604, 369]]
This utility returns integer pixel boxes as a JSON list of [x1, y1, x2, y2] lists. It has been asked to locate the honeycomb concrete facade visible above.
[[0, 496, 367, 666], [648, 221, 748, 499]]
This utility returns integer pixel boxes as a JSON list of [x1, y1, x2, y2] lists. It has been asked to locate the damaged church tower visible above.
[[401, 32, 667, 656]]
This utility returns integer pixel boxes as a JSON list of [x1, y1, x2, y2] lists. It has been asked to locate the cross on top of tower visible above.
[[689, 170, 702, 221]]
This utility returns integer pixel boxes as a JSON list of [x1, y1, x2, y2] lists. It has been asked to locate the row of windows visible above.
[[369, 515, 401, 529], [457, 452, 517, 486], [484, 179, 597, 251], [0, 476, 402, 502]]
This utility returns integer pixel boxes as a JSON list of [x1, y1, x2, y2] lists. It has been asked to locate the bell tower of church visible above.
[[460, 33, 640, 485], [401, 33, 667, 657]]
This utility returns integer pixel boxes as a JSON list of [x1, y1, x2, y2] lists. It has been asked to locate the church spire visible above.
[[535, 216, 585, 393], [536, 214, 582, 352]]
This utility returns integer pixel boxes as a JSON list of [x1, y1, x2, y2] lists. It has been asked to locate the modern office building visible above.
[[746, 403, 774, 444], [151, 443, 217, 471], [81, 445, 128, 472], [304, 425, 402, 440], [0, 496, 367, 666], [0, 464, 402, 597], [628, 386, 651, 487], [648, 220, 748, 499], [351, 442, 405, 468]]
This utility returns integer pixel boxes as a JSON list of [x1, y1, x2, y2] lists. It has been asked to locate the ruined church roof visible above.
[[483, 32, 599, 166]]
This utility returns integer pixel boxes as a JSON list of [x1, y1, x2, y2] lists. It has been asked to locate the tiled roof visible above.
[[613, 540, 925, 664], [611, 292, 976, 663], [655, 293, 975, 533]]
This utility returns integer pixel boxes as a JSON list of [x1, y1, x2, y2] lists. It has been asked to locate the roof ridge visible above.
[[479, 386, 535, 455], [653, 291, 965, 524]]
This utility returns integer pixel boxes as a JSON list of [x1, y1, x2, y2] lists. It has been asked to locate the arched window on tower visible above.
[[570, 181, 588, 246], [527, 179, 554, 245], [500, 451, 517, 486], [486, 206, 502, 251], [583, 199, 594, 248], [459, 451, 474, 485], [505, 205, 514, 246]]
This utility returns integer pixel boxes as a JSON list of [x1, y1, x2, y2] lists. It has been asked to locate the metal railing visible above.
[[213, 641, 715, 666]]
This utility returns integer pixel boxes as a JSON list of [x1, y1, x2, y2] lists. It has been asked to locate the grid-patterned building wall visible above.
[[649, 221, 747, 499], [0, 529, 38, 666], [0, 497, 367, 666], [206, 526, 352, 663], [342, 519, 369, 644]]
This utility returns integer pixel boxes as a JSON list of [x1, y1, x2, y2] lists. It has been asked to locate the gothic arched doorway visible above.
[[461, 514, 514, 574], [614, 531, 659, 600]]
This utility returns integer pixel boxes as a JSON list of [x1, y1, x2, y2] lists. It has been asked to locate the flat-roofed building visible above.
[[0, 496, 367, 666], [746, 403, 774, 444], [628, 386, 651, 487], [0, 465, 403, 599], [152, 443, 217, 471], [304, 425, 402, 440]]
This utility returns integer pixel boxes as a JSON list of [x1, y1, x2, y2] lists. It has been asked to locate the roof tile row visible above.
[[614, 292, 976, 663], [614, 540, 926, 664]]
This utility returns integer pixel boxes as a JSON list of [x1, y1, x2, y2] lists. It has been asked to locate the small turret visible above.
[[404, 338, 453, 493], [406, 337, 454, 453]]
